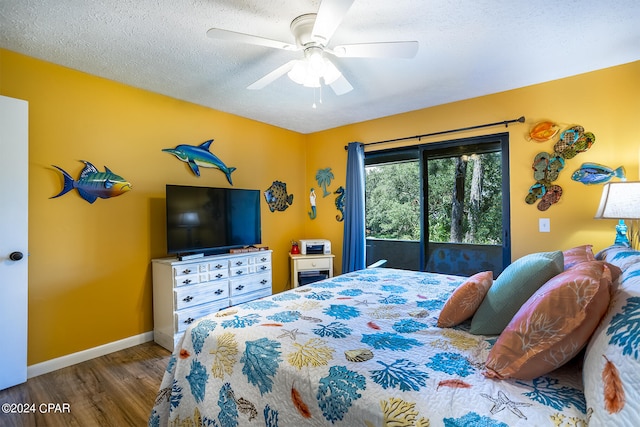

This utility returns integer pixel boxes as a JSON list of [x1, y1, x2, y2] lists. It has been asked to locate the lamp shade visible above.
[[595, 181, 640, 219]]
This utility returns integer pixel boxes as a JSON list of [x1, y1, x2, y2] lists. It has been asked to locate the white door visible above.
[[0, 95, 29, 390]]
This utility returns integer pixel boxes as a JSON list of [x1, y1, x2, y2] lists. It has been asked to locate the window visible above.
[[365, 133, 510, 276]]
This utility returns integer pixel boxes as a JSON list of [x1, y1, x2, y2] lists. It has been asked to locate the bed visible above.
[[149, 245, 640, 426]]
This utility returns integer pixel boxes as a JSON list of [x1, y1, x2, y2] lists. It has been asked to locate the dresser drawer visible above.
[[230, 257, 250, 268], [204, 260, 228, 273], [206, 269, 229, 281], [296, 257, 332, 270], [251, 262, 271, 274], [175, 300, 228, 333], [174, 281, 229, 310], [229, 264, 250, 278], [174, 264, 199, 277], [173, 272, 200, 287], [229, 273, 271, 297], [250, 252, 272, 265]]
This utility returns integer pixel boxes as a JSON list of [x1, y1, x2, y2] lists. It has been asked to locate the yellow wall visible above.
[[306, 61, 640, 269], [2, 46, 639, 366], [1, 49, 306, 365]]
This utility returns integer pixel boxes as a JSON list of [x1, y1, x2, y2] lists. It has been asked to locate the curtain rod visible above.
[[345, 116, 525, 150]]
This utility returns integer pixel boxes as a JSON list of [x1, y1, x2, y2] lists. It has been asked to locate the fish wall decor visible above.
[[528, 120, 560, 143], [525, 123, 596, 211], [264, 180, 294, 212], [162, 139, 236, 185], [51, 160, 132, 204], [571, 163, 626, 185]]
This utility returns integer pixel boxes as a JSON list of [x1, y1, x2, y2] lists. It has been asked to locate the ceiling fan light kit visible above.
[[206, 0, 418, 99], [288, 47, 342, 88]]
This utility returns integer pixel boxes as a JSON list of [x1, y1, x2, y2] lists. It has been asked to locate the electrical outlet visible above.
[[539, 218, 551, 232]]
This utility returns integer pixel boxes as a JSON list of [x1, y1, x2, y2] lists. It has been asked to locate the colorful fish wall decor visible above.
[[571, 163, 626, 185], [264, 180, 294, 212], [334, 186, 345, 222], [525, 124, 596, 211], [528, 120, 560, 142], [51, 160, 132, 204], [315, 167, 334, 197], [162, 139, 236, 185]]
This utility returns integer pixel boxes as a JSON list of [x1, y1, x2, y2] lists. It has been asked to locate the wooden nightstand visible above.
[[289, 253, 335, 288]]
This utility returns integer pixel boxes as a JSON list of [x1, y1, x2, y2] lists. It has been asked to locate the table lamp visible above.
[[595, 182, 640, 248]]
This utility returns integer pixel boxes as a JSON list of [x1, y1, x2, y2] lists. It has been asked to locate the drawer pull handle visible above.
[[184, 317, 195, 324], [235, 284, 245, 291], [183, 296, 194, 302], [260, 279, 268, 285], [235, 270, 243, 275], [215, 273, 223, 279], [235, 261, 244, 266], [215, 264, 223, 269], [214, 289, 223, 295], [182, 269, 192, 274], [260, 265, 267, 271], [182, 279, 192, 285]]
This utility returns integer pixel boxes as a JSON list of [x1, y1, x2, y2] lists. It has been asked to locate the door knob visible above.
[[9, 251, 23, 261]]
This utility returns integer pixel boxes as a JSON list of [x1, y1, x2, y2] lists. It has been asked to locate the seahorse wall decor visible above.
[[334, 186, 345, 222], [525, 122, 595, 211]]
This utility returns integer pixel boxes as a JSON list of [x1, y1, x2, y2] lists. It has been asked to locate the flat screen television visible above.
[[165, 184, 262, 256]]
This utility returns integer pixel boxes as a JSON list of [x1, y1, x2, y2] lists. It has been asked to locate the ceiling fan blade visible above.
[[312, 0, 355, 45], [247, 60, 297, 90], [332, 41, 419, 58], [207, 28, 297, 51], [328, 74, 353, 95]]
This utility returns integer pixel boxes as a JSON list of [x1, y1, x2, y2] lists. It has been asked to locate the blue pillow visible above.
[[469, 250, 564, 335]]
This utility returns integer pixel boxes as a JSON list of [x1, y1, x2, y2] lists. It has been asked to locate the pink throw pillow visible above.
[[437, 271, 493, 328], [563, 244, 595, 269], [484, 261, 612, 380]]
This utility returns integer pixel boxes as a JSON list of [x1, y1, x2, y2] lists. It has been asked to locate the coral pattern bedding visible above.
[[150, 266, 599, 427]]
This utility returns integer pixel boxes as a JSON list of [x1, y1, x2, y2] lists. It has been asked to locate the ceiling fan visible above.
[[206, 0, 418, 96]]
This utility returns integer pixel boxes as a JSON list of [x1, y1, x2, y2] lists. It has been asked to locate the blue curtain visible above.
[[342, 142, 366, 273]]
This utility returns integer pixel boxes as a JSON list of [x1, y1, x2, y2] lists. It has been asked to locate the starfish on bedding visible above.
[[480, 391, 532, 419], [277, 328, 307, 340]]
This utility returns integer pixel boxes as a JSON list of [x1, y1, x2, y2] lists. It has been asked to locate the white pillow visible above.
[[583, 246, 640, 425]]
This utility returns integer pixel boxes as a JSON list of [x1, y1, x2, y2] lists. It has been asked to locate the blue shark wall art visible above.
[[51, 161, 132, 204], [162, 139, 236, 185]]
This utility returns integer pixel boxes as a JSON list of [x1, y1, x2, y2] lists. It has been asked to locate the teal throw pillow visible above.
[[469, 250, 564, 335]]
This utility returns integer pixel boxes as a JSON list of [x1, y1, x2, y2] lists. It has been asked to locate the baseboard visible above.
[[27, 331, 154, 379]]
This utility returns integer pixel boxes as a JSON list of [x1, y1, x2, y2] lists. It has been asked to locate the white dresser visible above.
[[152, 250, 272, 351]]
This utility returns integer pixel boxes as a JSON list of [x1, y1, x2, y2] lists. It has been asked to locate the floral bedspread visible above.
[[149, 268, 587, 427]]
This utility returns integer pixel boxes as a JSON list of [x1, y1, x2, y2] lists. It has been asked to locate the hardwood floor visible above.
[[0, 341, 171, 427]]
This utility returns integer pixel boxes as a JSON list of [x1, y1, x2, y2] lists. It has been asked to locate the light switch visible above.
[[539, 218, 550, 232]]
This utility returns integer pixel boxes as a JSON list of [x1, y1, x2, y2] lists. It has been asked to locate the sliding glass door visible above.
[[365, 133, 510, 277], [423, 134, 510, 276]]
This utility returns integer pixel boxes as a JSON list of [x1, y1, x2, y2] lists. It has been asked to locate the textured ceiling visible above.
[[1, 0, 640, 134]]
